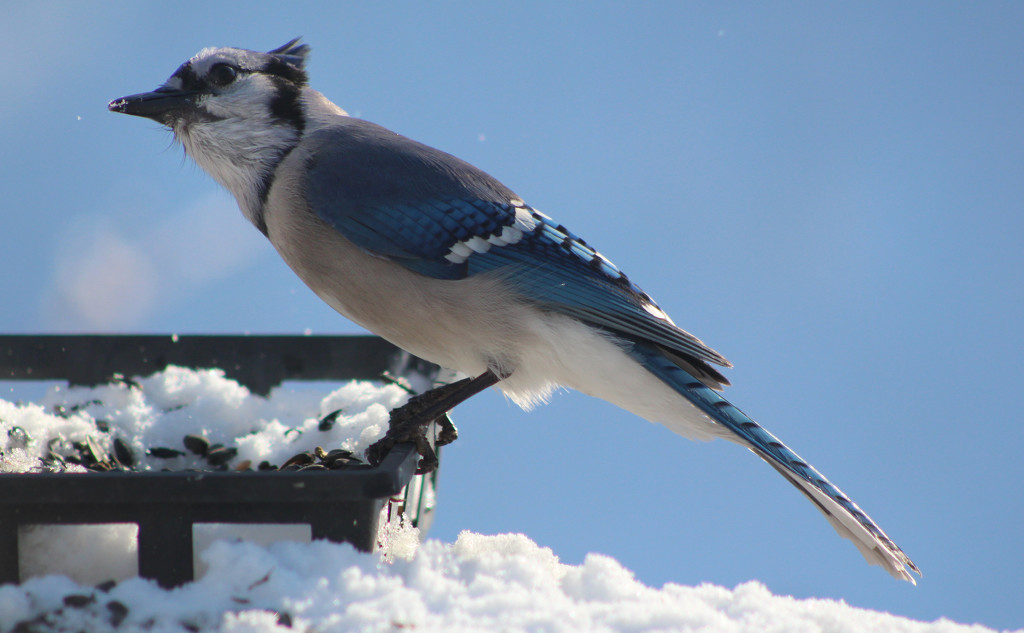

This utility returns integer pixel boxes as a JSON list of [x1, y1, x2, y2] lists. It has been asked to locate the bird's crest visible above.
[[268, 38, 310, 70]]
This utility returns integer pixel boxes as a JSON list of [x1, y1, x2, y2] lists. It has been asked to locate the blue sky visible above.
[[3, 2, 1023, 630]]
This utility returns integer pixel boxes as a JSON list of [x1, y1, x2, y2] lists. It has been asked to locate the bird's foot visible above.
[[367, 382, 465, 473], [367, 370, 501, 473]]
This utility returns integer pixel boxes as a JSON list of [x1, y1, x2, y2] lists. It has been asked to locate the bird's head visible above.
[[109, 39, 315, 222]]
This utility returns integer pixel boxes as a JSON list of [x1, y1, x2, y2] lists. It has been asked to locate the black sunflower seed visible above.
[[318, 408, 344, 431], [183, 435, 210, 456], [281, 452, 314, 468], [62, 594, 95, 608], [205, 446, 238, 466], [107, 600, 129, 626], [148, 447, 186, 459], [113, 438, 134, 467]]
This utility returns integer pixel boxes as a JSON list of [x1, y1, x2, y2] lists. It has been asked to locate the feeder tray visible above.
[[0, 334, 443, 588]]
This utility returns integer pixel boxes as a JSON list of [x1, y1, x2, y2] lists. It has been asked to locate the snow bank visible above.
[[0, 532, 1000, 633]]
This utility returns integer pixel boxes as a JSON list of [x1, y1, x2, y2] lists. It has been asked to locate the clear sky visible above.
[[3, 2, 1023, 630]]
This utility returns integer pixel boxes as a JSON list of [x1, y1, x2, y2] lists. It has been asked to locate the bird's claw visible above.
[[367, 390, 460, 473]]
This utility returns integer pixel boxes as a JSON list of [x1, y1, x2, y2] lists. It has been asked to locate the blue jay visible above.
[[109, 39, 919, 582]]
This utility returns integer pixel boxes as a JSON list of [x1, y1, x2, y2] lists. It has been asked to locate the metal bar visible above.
[[0, 444, 418, 506], [138, 512, 194, 588], [309, 500, 386, 552], [0, 334, 434, 395], [0, 517, 19, 584]]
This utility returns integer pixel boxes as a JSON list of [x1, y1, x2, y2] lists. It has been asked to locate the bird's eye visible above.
[[208, 63, 239, 87]]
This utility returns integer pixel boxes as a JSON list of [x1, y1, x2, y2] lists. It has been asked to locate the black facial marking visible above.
[[263, 56, 308, 85], [268, 77, 305, 132], [252, 212, 270, 237], [172, 62, 203, 91], [252, 77, 304, 229]]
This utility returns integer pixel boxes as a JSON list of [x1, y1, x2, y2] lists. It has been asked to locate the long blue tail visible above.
[[628, 341, 920, 582]]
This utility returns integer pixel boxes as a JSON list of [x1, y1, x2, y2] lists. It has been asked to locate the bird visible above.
[[108, 38, 919, 583]]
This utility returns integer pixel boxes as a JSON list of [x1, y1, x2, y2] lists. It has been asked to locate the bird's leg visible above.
[[368, 369, 503, 472]]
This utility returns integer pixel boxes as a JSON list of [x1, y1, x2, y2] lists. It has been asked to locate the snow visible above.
[[0, 532, 1005, 633], [0, 366, 411, 475], [0, 370, 1010, 633]]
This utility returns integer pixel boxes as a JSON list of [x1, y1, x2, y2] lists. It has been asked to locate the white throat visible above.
[[173, 80, 347, 229], [173, 76, 305, 226]]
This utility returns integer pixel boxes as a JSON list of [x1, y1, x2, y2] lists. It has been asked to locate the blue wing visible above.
[[302, 119, 730, 379]]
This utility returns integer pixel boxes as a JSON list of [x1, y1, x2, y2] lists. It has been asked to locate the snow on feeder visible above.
[[0, 334, 447, 587]]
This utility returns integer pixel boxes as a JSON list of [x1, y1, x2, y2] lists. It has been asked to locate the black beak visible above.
[[108, 86, 197, 122]]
